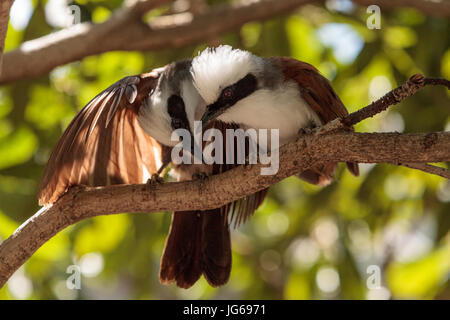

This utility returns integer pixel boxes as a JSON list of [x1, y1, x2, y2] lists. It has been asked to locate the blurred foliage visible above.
[[0, 0, 449, 300]]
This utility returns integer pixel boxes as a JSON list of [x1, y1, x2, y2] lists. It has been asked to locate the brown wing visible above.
[[270, 56, 359, 177], [38, 71, 164, 206]]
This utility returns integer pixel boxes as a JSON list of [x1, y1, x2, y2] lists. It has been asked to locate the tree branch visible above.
[[396, 162, 450, 179], [0, 0, 315, 84], [343, 74, 450, 127], [0, 0, 14, 75], [0, 0, 173, 84], [0, 74, 448, 287], [1, 0, 449, 84], [342, 74, 450, 177], [0, 0, 449, 289], [0, 130, 449, 288]]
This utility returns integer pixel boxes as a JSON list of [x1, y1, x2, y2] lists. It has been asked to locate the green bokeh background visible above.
[[0, 0, 449, 299]]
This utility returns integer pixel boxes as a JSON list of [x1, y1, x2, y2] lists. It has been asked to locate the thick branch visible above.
[[0, 0, 314, 84], [0, 0, 14, 75], [0, 0, 448, 290], [0, 130, 449, 288], [0, 0, 173, 84], [2, 0, 449, 84]]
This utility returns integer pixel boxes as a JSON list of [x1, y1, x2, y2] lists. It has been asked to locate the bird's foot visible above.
[[243, 155, 253, 168], [147, 173, 164, 187], [192, 172, 209, 181], [298, 127, 313, 135]]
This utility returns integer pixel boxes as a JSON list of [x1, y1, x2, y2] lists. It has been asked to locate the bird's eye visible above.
[[222, 88, 233, 99]]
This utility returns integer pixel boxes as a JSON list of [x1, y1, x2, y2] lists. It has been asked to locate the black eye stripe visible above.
[[205, 73, 258, 121], [219, 73, 257, 103]]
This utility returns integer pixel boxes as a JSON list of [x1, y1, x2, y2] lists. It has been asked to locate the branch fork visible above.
[[0, 0, 449, 290]]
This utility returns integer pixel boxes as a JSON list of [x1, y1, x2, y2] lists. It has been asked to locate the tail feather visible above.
[[159, 211, 202, 288], [159, 209, 231, 289], [346, 161, 359, 176], [201, 212, 231, 286]]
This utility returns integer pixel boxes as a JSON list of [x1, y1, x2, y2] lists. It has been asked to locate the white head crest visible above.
[[190, 45, 261, 104]]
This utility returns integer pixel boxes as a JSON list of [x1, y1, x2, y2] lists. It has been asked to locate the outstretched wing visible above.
[[38, 71, 164, 206], [270, 56, 359, 176]]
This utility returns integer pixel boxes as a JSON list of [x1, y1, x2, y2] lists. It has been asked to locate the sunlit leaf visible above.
[[284, 272, 310, 299], [387, 244, 450, 298], [442, 49, 450, 79], [25, 85, 74, 130], [33, 229, 70, 261], [74, 215, 130, 255], [0, 210, 19, 240], [384, 26, 417, 49], [92, 6, 111, 23], [285, 16, 323, 66], [0, 126, 38, 170], [240, 22, 262, 48]]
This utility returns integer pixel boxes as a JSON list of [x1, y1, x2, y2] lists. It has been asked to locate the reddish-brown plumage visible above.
[[160, 120, 268, 288], [38, 73, 162, 206], [269, 57, 359, 182], [38, 66, 267, 289]]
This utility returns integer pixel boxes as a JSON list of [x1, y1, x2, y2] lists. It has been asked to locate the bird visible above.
[[191, 45, 359, 185], [38, 58, 266, 289]]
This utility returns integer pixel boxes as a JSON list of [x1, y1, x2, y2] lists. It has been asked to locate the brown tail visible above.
[[159, 209, 231, 289]]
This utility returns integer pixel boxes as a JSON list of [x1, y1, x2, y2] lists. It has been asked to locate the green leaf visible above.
[[0, 126, 38, 170], [74, 215, 130, 255], [0, 210, 19, 240], [285, 16, 323, 66], [384, 26, 417, 49], [25, 85, 74, 130], [284, 272, 311, 299], [387, 244, 450, 299]]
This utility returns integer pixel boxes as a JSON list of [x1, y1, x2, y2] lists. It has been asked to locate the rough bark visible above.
[[0, 130, 449, 288], [0, 0, 315, 84], [1, 0, 449, 84], [0, 0, 15, 75], [0, 0, 449, 290]]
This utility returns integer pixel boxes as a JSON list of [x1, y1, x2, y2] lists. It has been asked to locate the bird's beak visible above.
[[200, 107, 217, 125], [200, 103, 226, 126]]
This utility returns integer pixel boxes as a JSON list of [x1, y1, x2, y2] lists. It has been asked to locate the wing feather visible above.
[[270, 56, 359, 177], [38, 72, 162, 206]]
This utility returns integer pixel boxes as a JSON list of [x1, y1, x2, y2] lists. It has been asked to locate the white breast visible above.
[[138, 90, 175, 147], [218, 80, 321, 145]]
